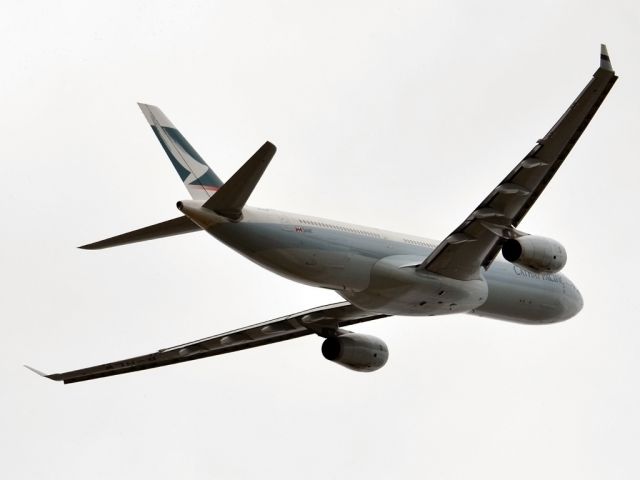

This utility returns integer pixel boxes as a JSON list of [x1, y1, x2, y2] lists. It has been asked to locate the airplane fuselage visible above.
[[179, 202, 583, 324]]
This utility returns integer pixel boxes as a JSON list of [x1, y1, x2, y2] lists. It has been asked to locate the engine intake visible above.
[[502, 235, 567, 274], [321, 333, 389, 372]]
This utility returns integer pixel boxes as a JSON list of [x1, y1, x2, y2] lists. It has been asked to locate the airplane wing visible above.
[[419, 45, 617, 280], [26, 302, 388, 384]]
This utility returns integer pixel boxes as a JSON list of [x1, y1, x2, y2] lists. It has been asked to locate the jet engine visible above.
[[321, 333, 389, 372], [502, 235, 567, 274]]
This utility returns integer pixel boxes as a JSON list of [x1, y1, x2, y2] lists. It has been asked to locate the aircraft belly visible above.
[[241, 247, 367, 290], [207, 222, 375, 290], [341, 255, 488, 316]]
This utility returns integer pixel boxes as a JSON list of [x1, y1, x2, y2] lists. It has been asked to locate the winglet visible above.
[[25, 365, 65, 382], [600, 44, 613, 72], [25, 365, 50, 378]]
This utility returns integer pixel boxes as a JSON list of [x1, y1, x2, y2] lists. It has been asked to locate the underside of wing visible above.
[[27, 303, 388, 384], [419, 45, 617, 280]]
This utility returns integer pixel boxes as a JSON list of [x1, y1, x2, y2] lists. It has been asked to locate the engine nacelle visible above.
[[321, 333, 389, 372], [502, 235, 567, 274]]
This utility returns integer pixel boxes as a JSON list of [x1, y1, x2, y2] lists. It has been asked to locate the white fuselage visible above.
[[180, 203, 583, 324]]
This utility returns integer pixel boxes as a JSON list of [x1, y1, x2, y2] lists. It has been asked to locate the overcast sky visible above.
[[3, 1, 640, 478]]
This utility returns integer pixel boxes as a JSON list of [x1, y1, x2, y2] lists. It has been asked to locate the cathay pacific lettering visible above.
[[513, 265, 564, 284]]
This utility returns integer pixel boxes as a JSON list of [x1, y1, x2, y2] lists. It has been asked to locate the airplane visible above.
[[27, 45, 617, 384]]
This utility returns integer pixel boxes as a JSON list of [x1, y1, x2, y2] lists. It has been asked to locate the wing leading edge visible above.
[[419, 45, 617, 280], [27, 303, 388, 384]]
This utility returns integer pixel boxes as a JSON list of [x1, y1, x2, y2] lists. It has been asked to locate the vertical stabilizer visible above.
[[138, 103, 223, 199]]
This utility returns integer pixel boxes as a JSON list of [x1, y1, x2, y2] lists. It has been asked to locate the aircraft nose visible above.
[[573, 287, 584, 315], [554, 277, 583, 322], [563, 283, 583, 320]]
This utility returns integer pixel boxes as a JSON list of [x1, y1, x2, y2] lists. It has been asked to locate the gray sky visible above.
[[3, 1, 640, 478]]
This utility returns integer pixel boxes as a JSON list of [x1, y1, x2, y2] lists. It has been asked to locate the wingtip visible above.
[[24, 365, 48, 377], [600, 44, 613, 72], [25, 365, 64, 382]]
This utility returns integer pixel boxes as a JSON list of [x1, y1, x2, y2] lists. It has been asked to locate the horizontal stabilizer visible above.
[[79, 216, 200, 250], [202, 141, 276, 219]]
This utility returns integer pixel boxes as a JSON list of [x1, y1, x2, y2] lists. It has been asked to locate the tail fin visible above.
[[138, 103, 223, 200]]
